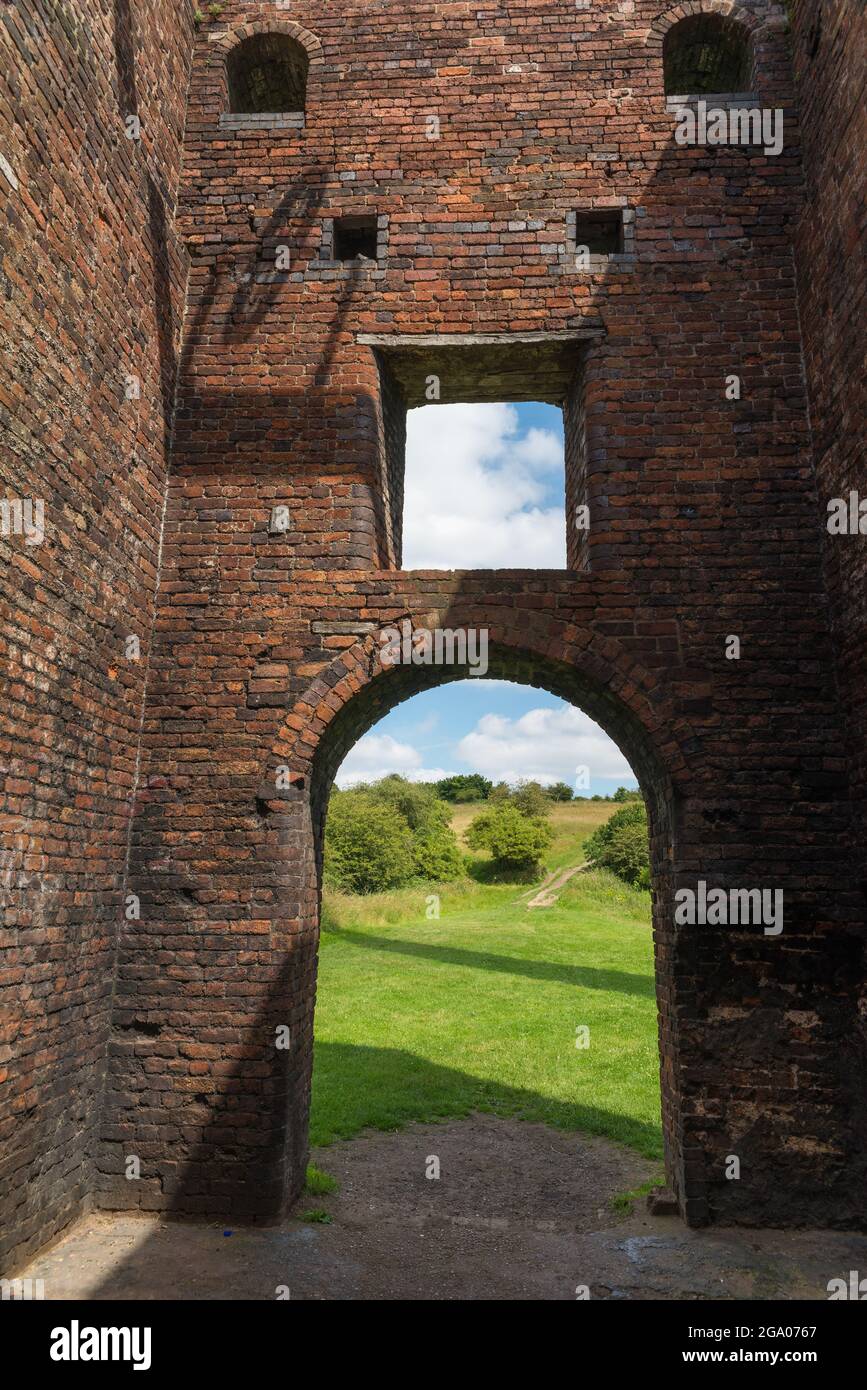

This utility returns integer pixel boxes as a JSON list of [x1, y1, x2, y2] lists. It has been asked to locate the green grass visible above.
[[302, 1208, 333, 1225], [609, 1176, 666, 1214], [311, 799, 662, 1160], [305, 1164, 339, 1196]]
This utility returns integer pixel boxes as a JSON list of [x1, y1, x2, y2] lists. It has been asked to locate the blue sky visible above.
[[400, 400, 567, 569], [335, 679, 639, 795], [336, 402, 638, 795]]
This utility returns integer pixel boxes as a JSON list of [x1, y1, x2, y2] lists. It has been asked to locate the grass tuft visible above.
[[302, 1208, 333, 1225], [609, 1176, 666, 1214], [305, 1164, 339, 1196]]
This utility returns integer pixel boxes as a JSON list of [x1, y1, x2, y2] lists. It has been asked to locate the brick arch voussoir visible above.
[[266, 612, 688, 815], [211, 19, 325, 66], [646, 1, 763, 51]]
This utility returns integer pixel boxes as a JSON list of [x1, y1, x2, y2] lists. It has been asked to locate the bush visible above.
[[412, 827, 465, 881], [324, 793, 415, 894], [466, 802, 554, 874], [511, 780, 550, 818], [375, 775, 450, 832], [584, 801, 650, 887], [595, 819, 649, 886]]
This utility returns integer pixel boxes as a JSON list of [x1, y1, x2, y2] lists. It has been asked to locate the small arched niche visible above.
[[663, 13, 753, 97], [226, 32, 309, 114]]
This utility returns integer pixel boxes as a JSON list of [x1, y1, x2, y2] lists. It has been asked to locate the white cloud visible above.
[[334, 733, 446, 788], [457, 704, 635, 787], [402, 403, 566, 569]]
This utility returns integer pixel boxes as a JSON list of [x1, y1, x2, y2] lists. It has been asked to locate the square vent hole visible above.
[[573, 210, 624, 256], [334, 215, 379, 262]]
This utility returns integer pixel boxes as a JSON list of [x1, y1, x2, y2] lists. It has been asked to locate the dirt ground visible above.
[[15, 1115, 867, 1301]]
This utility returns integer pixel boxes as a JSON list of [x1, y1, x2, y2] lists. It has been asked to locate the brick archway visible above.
[[263, 608, 691, 1218]]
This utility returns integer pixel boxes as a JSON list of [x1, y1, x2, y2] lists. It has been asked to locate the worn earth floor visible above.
[[17, 1115, 867, 1300]]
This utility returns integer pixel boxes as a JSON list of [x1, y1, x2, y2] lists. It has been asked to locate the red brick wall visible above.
[[2, 0, 864, 1267], [0, 1, 195, 1269], [95, 0, 864, 1231], [791, 0, 866, 899], [789, 0, 867, 1198]]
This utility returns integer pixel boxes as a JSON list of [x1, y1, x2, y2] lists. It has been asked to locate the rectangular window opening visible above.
[[366, 333, 594, 573], [334, 214, 379, 262], [573, 210, 624, 257]]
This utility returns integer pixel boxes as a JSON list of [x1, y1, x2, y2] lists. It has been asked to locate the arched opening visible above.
[[313, 679, 661, 1192], [663, 14, 752, 96], [279, 635, 683, 1250], [226, 33, 309, 114]]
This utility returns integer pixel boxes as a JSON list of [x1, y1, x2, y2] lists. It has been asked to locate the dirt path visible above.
[[15, 1115, 867, 1301], [525, 862, 588, 908]]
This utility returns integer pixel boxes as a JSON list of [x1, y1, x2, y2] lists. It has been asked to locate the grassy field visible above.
[[311, 799, 663, 1160]]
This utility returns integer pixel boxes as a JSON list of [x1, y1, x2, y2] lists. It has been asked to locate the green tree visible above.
[[546, 781, 574, 802], [612, 785, 642, 803], [412, 827, 464, 881], [595, 820, 649, 885], [375, 775, 450, 832], [466, 803, 554, 874], [435, 773, 492, 803], [374, 777, 464, 883], [325, 776, 464, 891], [324, 792, 414, 894]]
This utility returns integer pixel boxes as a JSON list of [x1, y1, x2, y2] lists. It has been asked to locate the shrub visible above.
[[595, 820, 649, 886], [466, 802, 554, 873], [324, 793, 414, 894], [411, 826, 465, 882], [585, 801, 650, 887], [511, 780, 550, 818], [324, 776, 463, 892]]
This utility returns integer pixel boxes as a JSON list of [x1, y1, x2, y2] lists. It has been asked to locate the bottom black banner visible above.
[[5, 1296, 865, 1375]]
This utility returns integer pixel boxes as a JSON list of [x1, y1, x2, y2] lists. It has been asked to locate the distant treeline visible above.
[[433, 773, 643, 805]]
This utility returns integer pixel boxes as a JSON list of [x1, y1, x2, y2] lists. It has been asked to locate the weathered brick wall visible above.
[[94, 0, 865, 1230], [790, 0, 865, 907], [2, 0, 863, 1265], [789, 0, 867, 1197], [0, 1, 195, 1270]]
